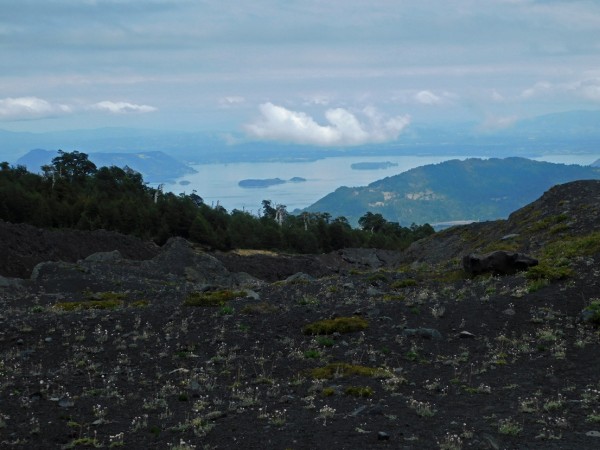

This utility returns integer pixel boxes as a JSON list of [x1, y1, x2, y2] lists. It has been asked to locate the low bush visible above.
[[302, 316, 368, 335]]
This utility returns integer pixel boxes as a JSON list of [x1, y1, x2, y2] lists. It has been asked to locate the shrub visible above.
[[302, 316, 368, 335], [309, 363, 391, 380], [54, 299, 122, 311], [391, 279, 417, 289], [582, 300, 600, 326], [345, 386, 373, 397], [183, 290, 246, 307]]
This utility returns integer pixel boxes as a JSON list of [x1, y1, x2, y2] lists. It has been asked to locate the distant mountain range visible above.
[[2, 109, 600, 164], [304, 157, 600, 227], [16, 149, 196, 183]]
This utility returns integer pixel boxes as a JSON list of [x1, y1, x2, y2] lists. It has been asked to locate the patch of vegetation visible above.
[[367, 272, 388, 283], [525, 232, 600, 283], [391, 278, 417, 288], [345, 386, 374, 397], [321, 387, 336, 397], [54, 299, 123, 311], [309, 363, 392, 380], [302, 316, 368, 335], [183, 290, 246, 307], [315, 336, 335, 347], [303, 349, 321, 359], [582, 300, 600, 325], [498, 418, 522, 436]]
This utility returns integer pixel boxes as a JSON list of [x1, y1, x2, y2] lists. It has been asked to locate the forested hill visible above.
[[304, 157, 600, 227], [0, 151, 433, 254]]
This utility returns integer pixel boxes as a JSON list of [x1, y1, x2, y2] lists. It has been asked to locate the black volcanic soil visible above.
[[1, 181, 600, 449]]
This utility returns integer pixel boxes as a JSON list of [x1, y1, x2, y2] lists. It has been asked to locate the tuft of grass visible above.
[[498, 418, 523, 436], [582, 300, 600, 326], [344, 386, 373, 397], [302, 316, 368, 335], [308, 363, 391, 380], [54, 299, 122, 311], [391, 279, 417, 289], [183, 290, 245, 307]]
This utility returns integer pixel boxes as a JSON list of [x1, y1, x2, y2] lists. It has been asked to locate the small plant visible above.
[[54, 299, 123, 311], [219, 305, 235, 315], [317, 405, 336, 426], [303, 349, 321, 359], [586, 411, 600, 423], [438, 432, 463, 450], [309, 363, 391, 380], [183, 290, 245, 307], [344, 386, 373, 397], [407, 398, 436, 417], [582, 300, 600, 326], [302, 316, 368, 335], [391, 278, 417, 288], [321, 387, 336, 397], [498, 417, 522, 436], [315, 336, 335, 347]]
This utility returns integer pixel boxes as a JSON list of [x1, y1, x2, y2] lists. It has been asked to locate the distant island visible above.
[[351, 161, 398, 170], [238, 177, 306, 188]]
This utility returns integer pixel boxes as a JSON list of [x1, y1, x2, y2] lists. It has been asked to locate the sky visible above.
[[1, 0, 600, 146]]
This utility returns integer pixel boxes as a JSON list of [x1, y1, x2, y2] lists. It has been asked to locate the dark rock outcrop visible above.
[[463, 250, 538, 276]]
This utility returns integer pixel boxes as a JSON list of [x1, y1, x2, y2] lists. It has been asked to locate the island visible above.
[[238, 177, 307, 188], [351, 161, 399, 170]]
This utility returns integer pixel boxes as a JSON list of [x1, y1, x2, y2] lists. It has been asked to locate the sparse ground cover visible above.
[[1, 249, 600, 450], [1, 180, 600, 449]]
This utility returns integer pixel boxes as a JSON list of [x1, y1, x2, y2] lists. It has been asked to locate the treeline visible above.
[[0, 151, 434, 253]]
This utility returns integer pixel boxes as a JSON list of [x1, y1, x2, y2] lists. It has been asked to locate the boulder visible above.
[[463, 251, 538, 276]]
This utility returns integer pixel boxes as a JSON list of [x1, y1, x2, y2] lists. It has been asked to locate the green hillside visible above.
[[304, 157, 600, 226]]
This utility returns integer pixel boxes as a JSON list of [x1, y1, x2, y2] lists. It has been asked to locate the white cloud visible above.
[[572, 78, 600, 102], [521, 78, 600, 102], [479, 115, 518, 132], [218, 96, 245, 108], [414, 90, 443, 105], [244, 103, 410, 146], [91, 101, 157, 114], [0, 96, 71, 120], [521, 81, 553, 98]]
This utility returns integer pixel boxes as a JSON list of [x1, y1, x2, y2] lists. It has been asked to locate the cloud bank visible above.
[[91, 101, 158, 114], [245, 103, 410, 146], [0, 97, 71, 120]]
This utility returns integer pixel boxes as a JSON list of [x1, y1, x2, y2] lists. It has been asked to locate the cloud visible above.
[[218, 96, 245, 108], [0, 96, 71, 120], [414, 90, 443, 105], [91, 101, 157, 114], [244, 103, 410, 146], [572, 78, 600, 102], [521, 78, 600, 102], [479, 115, 518, 132], [521, 81, 553, 98]]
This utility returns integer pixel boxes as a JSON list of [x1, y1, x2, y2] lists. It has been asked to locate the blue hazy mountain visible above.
[[16, 149, 196, 183], [303, 157, 600, 227]]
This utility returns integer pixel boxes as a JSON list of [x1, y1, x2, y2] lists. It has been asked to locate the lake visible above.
[[164, 154, 599, 214]]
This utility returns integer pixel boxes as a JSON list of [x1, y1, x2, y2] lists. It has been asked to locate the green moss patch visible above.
[[183, 290, 246, 307], [309, 363, 391, 380], [54, 299, 123, 312], [345, 386, 374, 397], [302, 316, 368, 335]]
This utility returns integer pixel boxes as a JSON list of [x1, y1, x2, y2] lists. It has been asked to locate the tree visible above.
[[358, 212, 387, 233], [51, 150, 97, 183]]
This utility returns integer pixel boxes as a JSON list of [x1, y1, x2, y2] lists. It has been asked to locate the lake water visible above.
[[164, 154, 599, 214]]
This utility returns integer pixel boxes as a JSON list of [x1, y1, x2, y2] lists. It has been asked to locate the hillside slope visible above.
[[305, 157, 600, 226]]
